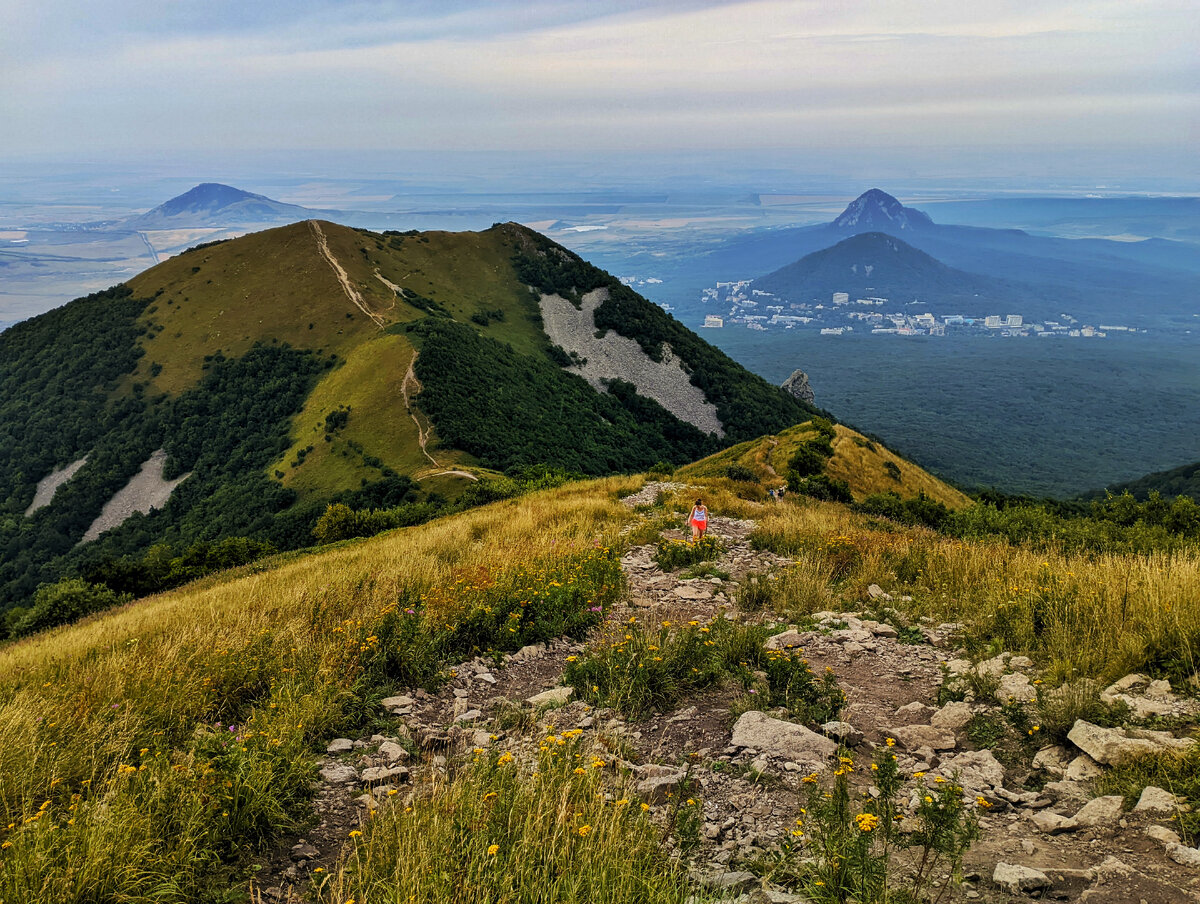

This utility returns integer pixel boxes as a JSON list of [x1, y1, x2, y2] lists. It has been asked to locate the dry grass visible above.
[[0, 476, 639, 902], [751, 498, 1200, 683]]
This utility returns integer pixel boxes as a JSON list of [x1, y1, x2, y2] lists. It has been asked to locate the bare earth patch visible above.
[[25, 456, 88, 516], [538, 288, 724, 437], [80, 449, 190, 544]]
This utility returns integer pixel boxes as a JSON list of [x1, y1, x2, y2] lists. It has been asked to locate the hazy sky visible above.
[[2, 0, 1197, 172]]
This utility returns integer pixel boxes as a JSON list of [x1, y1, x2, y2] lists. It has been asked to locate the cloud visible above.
[[2, 0, 1196, 160]]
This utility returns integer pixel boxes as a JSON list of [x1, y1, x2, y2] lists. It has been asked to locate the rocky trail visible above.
[[254, 482, 1200, 903]]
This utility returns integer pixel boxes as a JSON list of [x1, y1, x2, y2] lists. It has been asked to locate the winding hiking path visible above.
[[309, 221, 385, 328], [401, 353, 477, 481]]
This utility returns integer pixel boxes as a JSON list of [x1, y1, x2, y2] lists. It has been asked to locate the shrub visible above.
[[788, 746, 980, 902], [725, 464, 758, 483], [653, 536, 721, 571], [788, 443, 829, 479], [13, 579, 130, 636], [790, 474, 853, 503]]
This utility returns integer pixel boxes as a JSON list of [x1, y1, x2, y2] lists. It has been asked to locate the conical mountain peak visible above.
[[832, 189, 934, 232]]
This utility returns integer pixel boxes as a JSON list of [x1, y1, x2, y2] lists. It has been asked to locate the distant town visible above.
[[692, 280, 1139, 339]]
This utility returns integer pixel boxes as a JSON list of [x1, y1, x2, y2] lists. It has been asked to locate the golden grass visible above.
[[751, 499, 1200, 683], [676, 421, 970, 509], [0, 476, 640, 902]]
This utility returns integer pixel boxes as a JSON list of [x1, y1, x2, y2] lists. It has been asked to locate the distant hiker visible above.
[[768, 488, 778, 502], [689, 498, 709, 542]]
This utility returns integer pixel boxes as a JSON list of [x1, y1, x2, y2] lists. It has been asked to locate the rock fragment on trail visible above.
[[527, 686, 573, 707], [930, 701, 972, 732], [319, 763, 358, 784], [730, 711, 837, 768], [326, 738, 354, 754], [1134, 785, 1177, 813], [993, 862, 1052, 894]]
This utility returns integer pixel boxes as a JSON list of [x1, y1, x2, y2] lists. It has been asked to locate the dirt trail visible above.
[[253, 483, 1198, 903], [309, 221, 385, 329], [401, 353, 477, 482]]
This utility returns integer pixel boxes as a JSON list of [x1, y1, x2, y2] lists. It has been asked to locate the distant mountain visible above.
[[671, 189, 1197, 324], [0, 219, 817, 610], [831, 188, 934, 233], [1081, 460, 1200, 503], [128, 183, 325, 227], [753, 232, 996, 305]]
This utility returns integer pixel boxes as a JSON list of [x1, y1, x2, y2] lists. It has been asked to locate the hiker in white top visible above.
[[689, 498, 709, 543]]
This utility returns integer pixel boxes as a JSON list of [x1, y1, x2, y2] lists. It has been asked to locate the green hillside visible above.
[[1082, 459, 1200, 504], [0, 220, 818, 615]]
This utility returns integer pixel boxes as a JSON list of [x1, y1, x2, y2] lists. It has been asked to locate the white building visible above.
[[985, 315, 1003, 328], [702, 315, 724, 328], [1006, 314, 1023, 327], [832, 292, 849, 305]]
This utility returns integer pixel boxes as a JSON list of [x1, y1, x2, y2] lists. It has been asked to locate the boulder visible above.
[[326, 738, 354, 754], [1065, 754, 1104, 782], [993, 862, 1051, 894], [362, 765, 409, 784], [1032, 745, 1071, 776], [764, 629, 806, 651], [730, 711, 837, 768], [1068, 795, 1124, 829], [1029, 810, 1071, 834], [780, 369, 815, 404], [1134, 785, 1177, 814], [636, 772, 687, 803], [1067, 720, 1195, 766], [997, 672, 1037, 705], [820, 721, 863, 746], [866, 584, 892, 601], [938, 749, 1006, 791], [889, 724, 956, 752], [381, 694, 414, 712], [319, 763, 358, 784], [931, 701, 973, 733], [527, 686, 573, 707], [378, 740, 409, 763]]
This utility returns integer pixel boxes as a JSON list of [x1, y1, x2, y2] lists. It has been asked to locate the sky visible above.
[[2, 0, 1198, 180]]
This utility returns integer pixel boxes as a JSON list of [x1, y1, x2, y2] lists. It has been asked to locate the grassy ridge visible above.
[[0, 477, 638, 902], [677, 421, 971, 509]]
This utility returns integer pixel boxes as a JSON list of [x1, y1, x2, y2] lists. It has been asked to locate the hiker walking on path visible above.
[[689, 498, 709, 542]]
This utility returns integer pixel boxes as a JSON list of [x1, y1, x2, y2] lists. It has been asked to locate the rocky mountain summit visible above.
[[832, 189, 935, 233], [256, 482, 1200, 903], [780, 370, 815, 405]]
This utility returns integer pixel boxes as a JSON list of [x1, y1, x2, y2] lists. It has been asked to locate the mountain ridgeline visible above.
[[0, 218, 818, 615]]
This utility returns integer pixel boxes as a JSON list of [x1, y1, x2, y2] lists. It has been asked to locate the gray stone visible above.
[[319, 763, 358, 783], [527, 686, 573, 707], [1067, 720, 1195, 765], [997, 672, 1037, 705], [1031, 745, 1071, 776], [890, 724, 956, 752], [290, 842, 319, 861], [1167, 842, 1200, 868], [362, 765, 409, 784], [730, 711, 837, 768], [636, 772, 687, 803], [1134, 785, 1177, 814], [1029, 810, 1071, 834], [378, 740, 409, 763], [673, 583, 712, 600], [820, 721, 863, 746], [763, 629, 806, 651], [993, 862, 1051, 894], [866, 584, 892, 601], [456, 709, 483, 723], [381, 694, 414, 711], [938, 749, 1006, 792], [1065, 754, 1104, 782], [1145, 824, 1181, 846], [781, 369, 815, 404], [326, 738, 354, 754], [1068, 795, 1123, 829], [931, 701, 973, 732]]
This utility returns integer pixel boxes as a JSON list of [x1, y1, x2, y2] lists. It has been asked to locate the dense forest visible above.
[[411, 319, 720, 474], [1082, 460, 1200, 504]]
